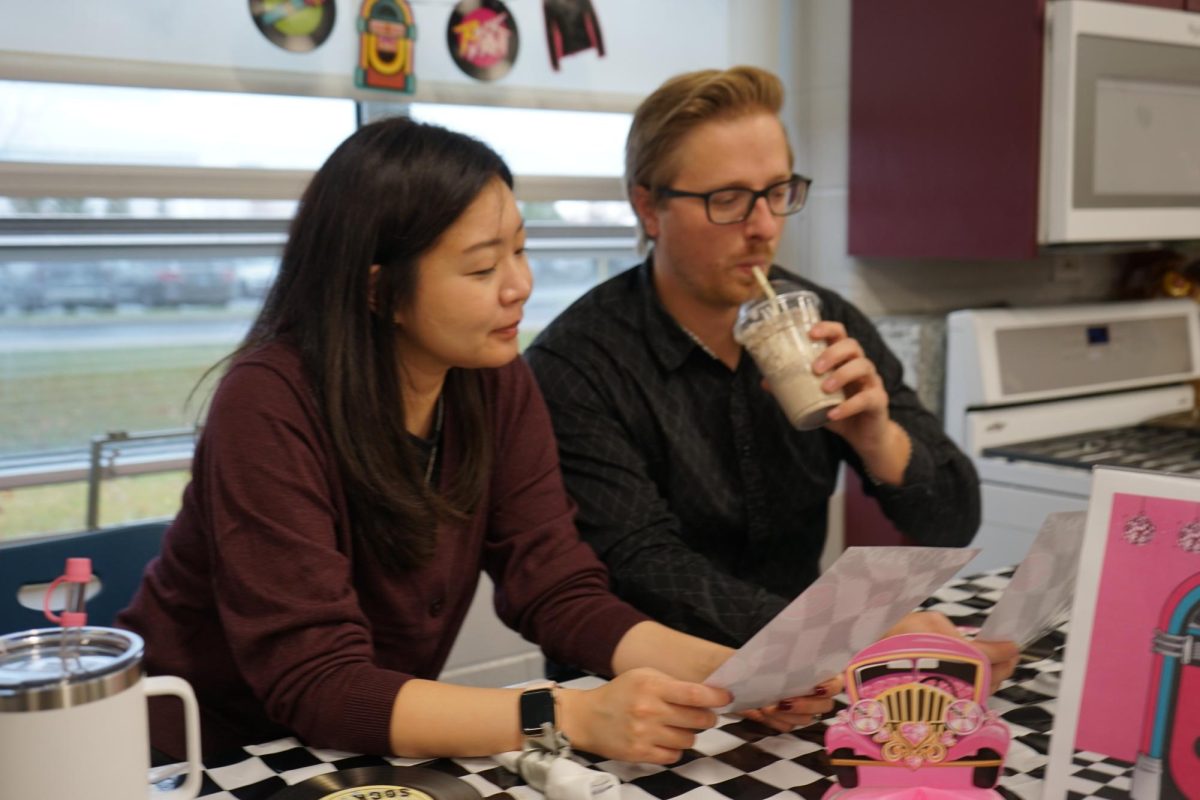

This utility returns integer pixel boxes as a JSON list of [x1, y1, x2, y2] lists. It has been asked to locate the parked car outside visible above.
[[823, 633, 1010, 798], [116, 259, 235, 307], [233, 257, 279, 299], [2, 261, 120, 312]]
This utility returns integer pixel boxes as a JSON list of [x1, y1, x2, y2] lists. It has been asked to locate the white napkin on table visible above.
[[493, 749, 619, 800]]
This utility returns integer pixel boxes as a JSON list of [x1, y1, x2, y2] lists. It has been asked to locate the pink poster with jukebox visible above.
[[1045, 466, 1200, 799]]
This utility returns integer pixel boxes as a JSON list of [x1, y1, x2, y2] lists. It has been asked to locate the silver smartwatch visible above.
[[520, 682, 569, 754]]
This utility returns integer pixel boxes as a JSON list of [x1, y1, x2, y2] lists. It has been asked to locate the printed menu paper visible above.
[[977, 511, 1086, 648], [705, 546, 979, 712]]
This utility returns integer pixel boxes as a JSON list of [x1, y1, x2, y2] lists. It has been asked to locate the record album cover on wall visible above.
[[1044, 466, 1200, 800]]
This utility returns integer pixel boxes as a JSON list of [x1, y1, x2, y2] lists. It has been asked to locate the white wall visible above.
[[441, 574, 545, 687], [0, 0, 728, 112]]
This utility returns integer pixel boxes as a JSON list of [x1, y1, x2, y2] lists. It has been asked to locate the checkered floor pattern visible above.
[[1061, 752, 1136, 799], [186, 568, 1128, 800]]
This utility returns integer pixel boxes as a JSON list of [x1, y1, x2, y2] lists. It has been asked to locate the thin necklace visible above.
[[677, 321, 720, 361], [424, 394, 444, 486]]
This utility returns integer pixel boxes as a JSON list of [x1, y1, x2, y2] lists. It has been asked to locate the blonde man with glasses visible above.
[[526, 66, 980, 654]]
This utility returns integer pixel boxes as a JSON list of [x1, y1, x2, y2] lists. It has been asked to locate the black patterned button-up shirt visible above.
[[525, 259, 979, 647]]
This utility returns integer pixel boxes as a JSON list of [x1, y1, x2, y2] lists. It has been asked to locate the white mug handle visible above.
[[144, 675, 203, 800]]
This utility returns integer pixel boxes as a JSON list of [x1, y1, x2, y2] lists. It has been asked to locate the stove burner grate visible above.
[[982, 425, 1200, 474]]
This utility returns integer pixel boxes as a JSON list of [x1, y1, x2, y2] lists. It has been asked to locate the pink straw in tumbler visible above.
[[43, 557, 92, 628]]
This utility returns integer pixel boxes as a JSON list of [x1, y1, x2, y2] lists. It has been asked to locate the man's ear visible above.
[[630, 185, 661, 240]]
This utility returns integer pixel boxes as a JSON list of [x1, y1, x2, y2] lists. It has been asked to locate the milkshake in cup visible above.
[[733, 288, 845, 430]]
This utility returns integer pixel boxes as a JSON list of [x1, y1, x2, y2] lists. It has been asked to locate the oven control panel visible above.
[[994, 315, 1192, 396], [946, 299, 1200, 410], [944, 299, 1200, 452]]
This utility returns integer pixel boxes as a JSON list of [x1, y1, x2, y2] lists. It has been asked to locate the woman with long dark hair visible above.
[[118, 117, 829, 763]]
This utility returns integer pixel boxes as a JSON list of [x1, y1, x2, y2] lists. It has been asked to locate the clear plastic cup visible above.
[[733, 289, 845, 430]]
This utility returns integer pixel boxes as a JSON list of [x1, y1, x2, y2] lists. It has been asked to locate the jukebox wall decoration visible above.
[[356, 0, 417, 94]]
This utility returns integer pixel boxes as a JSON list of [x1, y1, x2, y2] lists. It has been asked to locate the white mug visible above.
[[0, 627, 202, 799]]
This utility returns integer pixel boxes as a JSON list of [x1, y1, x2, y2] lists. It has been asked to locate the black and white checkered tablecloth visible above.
[[189, 568, 1122, 800]]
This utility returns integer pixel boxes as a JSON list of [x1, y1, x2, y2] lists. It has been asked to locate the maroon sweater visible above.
[[117, 343, 647, 759]]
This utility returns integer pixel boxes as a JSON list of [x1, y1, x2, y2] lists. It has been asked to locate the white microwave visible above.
[[1041, 0, 1200, 245]]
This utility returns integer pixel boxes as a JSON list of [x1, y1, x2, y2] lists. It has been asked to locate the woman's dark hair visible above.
[[232, 117, 513, 570]]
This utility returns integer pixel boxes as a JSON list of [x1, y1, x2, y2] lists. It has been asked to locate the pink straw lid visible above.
[[42, 557, 93, 627], [63, 558, 92, 582]]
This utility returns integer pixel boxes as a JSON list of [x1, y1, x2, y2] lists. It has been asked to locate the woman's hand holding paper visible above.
[[737, 675, 843, 732], [558, 667, 729, 765]]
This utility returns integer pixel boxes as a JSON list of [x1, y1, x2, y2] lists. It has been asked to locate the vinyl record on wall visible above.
[[250, 0, 336, 53], [446, 0, 519, 82]]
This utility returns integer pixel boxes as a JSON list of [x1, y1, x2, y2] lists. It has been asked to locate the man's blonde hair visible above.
[[625, 65, 791, 249]]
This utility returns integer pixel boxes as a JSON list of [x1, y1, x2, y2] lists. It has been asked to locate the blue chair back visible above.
[[0, 520, 169, 634]]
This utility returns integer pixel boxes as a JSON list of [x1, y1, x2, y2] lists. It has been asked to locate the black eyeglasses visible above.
[[655, 174, 812, 225]]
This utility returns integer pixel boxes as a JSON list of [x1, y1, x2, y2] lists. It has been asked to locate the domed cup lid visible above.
[[0, 626, 144, 711]]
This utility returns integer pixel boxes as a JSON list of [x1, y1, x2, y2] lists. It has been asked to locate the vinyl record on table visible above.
[[267, 766, 483, 800]]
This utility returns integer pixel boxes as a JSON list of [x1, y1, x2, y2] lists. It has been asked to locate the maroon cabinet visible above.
[[848, 0, 1198, 261], [848, 0, 1047, 260]]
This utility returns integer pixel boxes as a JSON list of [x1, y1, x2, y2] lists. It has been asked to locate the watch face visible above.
[[520, 687, 557, 734]]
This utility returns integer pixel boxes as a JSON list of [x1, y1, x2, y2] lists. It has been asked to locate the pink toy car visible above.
[[822, 633, 1010, 799]]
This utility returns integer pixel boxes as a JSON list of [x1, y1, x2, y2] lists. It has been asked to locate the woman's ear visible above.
[[370, 264, 408, 325], [367, 264, 381, 314], [630, 185, 660, 240]]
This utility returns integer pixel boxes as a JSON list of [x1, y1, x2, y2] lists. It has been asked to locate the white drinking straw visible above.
[[752, 266, 785, 314]]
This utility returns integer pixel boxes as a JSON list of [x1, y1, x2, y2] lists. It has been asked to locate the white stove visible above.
[[944, 299, 1200, 572]]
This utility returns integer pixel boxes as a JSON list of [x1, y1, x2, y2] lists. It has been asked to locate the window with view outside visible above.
[[0, 87, 638, 541], [405, 103, 631, 178], [0, 80, 356, 170]]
